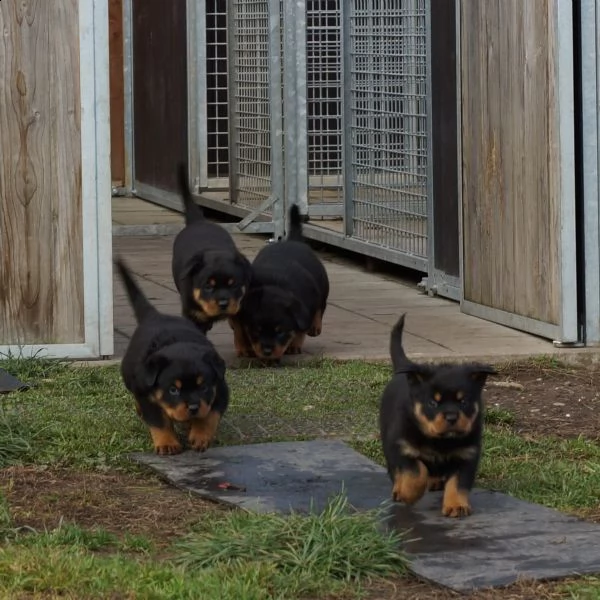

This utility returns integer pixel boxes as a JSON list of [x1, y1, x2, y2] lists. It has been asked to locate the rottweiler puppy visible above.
[[229, 204, 329, 359], [172, 163, 252, 333], [379, 314, 496, 517], [116, 258, 229, 455]]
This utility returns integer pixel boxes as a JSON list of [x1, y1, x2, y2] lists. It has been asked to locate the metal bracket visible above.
[[552, 340, 585, 348], [236, 195, 277, 231]]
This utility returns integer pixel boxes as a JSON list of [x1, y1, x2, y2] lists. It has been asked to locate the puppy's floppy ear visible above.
[[395, 363, 433, 386], [466, 363, 497, 384], [141, 351, 168, 389], [205, 350, 226, 381], [180, 252, 205, 280]]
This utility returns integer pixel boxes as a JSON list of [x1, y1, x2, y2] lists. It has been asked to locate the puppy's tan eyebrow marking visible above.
[[433, 392, 442, 402], [456, 391, 464, 400], [196, 376, 204, 385], [174, 380, 182, 390]]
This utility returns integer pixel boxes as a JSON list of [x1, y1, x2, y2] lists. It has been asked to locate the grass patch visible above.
[[0, 355, 599, 597], [0, 494, 407, 600], [175, 493, 407, 597]]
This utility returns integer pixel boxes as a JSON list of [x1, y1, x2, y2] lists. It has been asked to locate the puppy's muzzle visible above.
[[217, 298, 230, 310], [188, 403, 200, 416], [261, 345, 274, 357]]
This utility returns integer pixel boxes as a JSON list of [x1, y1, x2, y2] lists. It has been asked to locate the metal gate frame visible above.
[[579, 0, 600, 345]]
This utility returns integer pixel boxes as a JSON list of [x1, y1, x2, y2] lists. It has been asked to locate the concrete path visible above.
[[112, 230, 563, 365]]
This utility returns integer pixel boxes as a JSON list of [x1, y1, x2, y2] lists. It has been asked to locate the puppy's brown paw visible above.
[[442, 475, 471, 517], [188, 412, 221, 453], [285, 345, 302, 355], [155, 443, 183, 455], [150, 427, 182, 456], [307, 325, 321, 337], [189, 430, 212, 452], [392, 463, 428, 505], [442, 500, 472, 518]]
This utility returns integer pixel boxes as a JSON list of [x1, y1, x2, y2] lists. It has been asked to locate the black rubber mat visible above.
[[130, 439, 600, 591], [0, 369, 28, 393]]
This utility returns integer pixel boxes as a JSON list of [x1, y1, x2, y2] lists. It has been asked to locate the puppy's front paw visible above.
[[155, 442, 183, 455], [392, 463, 428, 505], [150, 427, 182, 456], [285, 345, 302, 355], [188, 412, 221, 452], [188, 430, 212, 452], [442, 475, 472, 517], [442, 499, 472, 518]]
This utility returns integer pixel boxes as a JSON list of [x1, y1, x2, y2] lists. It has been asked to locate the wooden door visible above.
[[132, 0, 188, 207], [459, 0, 579, 342], [0, 0, 113, 358]]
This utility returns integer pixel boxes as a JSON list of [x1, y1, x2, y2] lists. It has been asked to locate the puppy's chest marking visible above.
[[398, 440, 477, 463]]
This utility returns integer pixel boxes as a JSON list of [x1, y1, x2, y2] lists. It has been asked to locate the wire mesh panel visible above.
[[229, 0, 276, 211], [347, 0, 428, 259], [306, 0, 343, 207], [206, 0, 229, 180]]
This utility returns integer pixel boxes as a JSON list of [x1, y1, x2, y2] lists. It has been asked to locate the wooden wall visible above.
[[0, 0, 85, 344], [461, 0, 560, 325], [109, 0, 125, 185]]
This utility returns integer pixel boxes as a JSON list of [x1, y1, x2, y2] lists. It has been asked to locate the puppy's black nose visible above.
[[262, 346, 273, 357], [218, 299, 229, 309], [188, 404, 199, 416], [444, 412, 459, 425]]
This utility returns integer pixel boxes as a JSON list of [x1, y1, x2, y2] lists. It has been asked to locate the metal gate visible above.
[[216, 0, 436, 273]]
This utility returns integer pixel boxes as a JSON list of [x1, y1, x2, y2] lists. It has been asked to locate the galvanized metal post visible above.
[[579, 0, 600, 345], [555, 0, 580, 345], [187, 0, 208, 192], [425, 0, 435, 287], [226, 0, 239, 205], [283, 0, 308, 223], [341, 0, 354, 237], [269, 0, 285, 240]]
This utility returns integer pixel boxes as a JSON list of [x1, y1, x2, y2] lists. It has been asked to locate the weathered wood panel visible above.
[[0, 0, 84, 344], [461, 0, 560, 325], [109, 0, 125, 185]]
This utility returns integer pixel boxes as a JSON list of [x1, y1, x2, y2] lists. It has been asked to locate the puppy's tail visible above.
[[115, 258, 158, 323], [390, 313, 411, 372], [178, 163, 205, 225], [287, 204, 304, 242]]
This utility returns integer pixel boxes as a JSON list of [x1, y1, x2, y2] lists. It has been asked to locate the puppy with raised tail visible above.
[[379, 314, 496, 517], [117, 258, 229, 455], [172, 163, 252, 333], [229, 204, 329, 359]]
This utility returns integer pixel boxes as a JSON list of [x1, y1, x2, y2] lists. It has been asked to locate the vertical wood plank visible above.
[[0, 0, 85, 344], [49, 0, 85, 343], [461, 0, 560, 326]]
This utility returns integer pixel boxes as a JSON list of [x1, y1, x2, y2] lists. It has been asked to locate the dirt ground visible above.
[[0, 362, 598, 599], [489, 363, 600, 440]]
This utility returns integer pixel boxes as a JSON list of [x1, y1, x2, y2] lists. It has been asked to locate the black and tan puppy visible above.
[[229, 205, 329, 359], [379, 314, 496, 517], [172, 163, 252, 333], [116, 258, 229, 455]]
